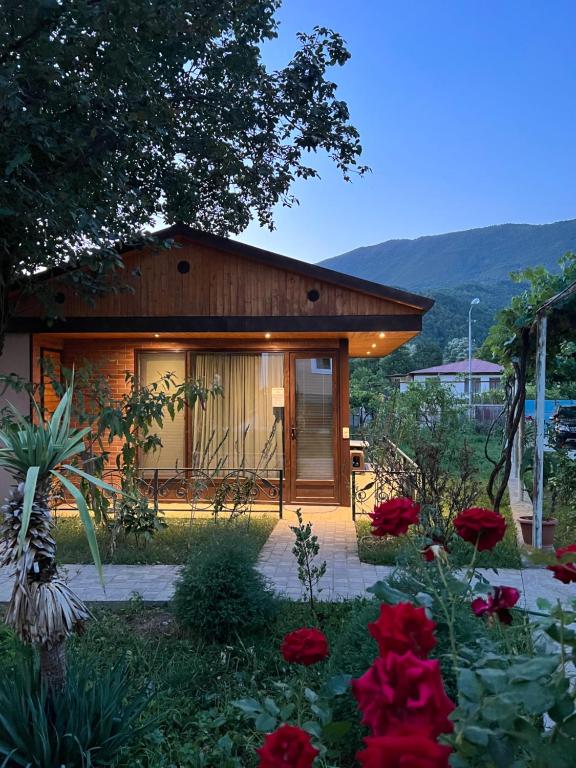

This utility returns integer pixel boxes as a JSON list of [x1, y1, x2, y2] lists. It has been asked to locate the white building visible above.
[[399, 358, 504, 397]]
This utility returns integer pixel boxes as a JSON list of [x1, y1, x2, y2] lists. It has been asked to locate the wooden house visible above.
[[2, 226, 433, 506]]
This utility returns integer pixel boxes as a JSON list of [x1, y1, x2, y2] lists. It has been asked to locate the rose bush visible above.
[[280, 627, 329, 666], [352, 651, 455, 738], [368, 602, 437, 658], [357, 733, 452, 768], [471, 586, 520, 625], [547, 544, 576, 584], [453, 507, 506, 551], [257, 724, 319, 768], [369, 497, 420, 537]]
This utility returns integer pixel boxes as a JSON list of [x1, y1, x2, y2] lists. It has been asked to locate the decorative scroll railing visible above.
[[54, 467, 283, 519], [133, 467, 283, 518], [351, 437, 420, 520]]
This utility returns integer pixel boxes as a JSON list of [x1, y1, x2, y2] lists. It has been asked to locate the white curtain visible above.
[[190, 353, 284, 470], [139, 352, 187, 470]]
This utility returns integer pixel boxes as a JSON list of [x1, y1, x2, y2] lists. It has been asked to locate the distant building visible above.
[[399, 358, 504, 397]]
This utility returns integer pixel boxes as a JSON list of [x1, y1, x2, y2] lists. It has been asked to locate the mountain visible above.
[[321, 220, 576, 351], [321, 220, 576, 291]]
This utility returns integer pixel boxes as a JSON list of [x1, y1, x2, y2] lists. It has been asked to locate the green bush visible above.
[[0, 657, 153, 767], [172, 530, 277, 641]]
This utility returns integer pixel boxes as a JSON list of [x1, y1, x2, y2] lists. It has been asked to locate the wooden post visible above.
[[532, 311, 547, 549]]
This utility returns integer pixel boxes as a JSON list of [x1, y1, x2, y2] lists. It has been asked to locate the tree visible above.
[[0, 0, 366, 352], [480, 253, 576, 511], [443, 337, 469, 363]]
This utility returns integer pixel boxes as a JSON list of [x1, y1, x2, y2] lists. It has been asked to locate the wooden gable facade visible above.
[[9, 226, 433, 506]]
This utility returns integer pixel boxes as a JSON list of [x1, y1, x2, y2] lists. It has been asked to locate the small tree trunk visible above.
[[40, 640, 67, 690]]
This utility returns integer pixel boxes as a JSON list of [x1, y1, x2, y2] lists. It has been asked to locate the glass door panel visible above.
[[294, 357, 334, 480]]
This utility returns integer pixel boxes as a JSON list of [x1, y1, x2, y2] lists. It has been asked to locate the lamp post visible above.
[[468, 298, 480, 412]]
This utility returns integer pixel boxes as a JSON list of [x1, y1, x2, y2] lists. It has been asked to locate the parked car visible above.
[[551, 405, 576, 446]]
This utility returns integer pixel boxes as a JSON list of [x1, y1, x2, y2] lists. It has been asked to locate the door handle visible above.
[[291, 426, 297, 440]]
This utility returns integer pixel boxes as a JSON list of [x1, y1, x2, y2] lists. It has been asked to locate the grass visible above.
[[73, 600, 360, 767], [54, 515, 277, 565]]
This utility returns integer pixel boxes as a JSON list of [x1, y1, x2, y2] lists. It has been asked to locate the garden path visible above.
[[0, 505, 573, 606]]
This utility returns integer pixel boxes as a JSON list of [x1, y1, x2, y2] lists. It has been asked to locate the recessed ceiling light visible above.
[[367, 351, 371, 355], [371, 343, 376, 348], [265, 332, 271, 339], [154, 333, 160, 338], [379, 332, 386, 338]]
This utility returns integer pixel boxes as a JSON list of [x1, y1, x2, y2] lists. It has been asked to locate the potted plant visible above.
[[518, 450, 558, 548]]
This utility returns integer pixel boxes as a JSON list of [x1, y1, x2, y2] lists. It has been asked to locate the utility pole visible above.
[[468, 298, 480, 415]]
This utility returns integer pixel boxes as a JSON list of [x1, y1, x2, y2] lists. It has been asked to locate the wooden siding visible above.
[[21, 238, 417, 320]]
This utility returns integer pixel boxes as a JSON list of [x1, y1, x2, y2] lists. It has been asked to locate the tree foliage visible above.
[[0, 0, 366, 349], [480, 253, 576, 510]]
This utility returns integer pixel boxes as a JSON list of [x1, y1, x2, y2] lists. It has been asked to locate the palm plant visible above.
[[0, 379, 117, 688]]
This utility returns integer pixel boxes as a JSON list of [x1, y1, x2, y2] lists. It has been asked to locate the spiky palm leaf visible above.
[[0, 380, 119, 649]]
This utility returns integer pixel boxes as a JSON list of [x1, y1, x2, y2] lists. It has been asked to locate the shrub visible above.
[[0, 657, 153, 767], [172, 530, 277, 641]]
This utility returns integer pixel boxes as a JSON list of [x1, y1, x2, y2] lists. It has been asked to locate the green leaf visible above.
[[458, 669, 483, 702], [462, 725, 492, 746], [323, 674, 351, 697], [17, 466, 40, 555], [304, 688, 318, 704], [263, 697, 280, 717], [233, 698, 263, 715], [51, 470, 103, 586], [254, 712, 277, 732], [367, 580, 410, 604], [62, 465, 122, 496]]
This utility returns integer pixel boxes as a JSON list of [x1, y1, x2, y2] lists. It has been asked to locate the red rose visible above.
[[547, 544, 576, 584], [357, 733, 452, 768], [369, 497, 420, 537], [422, 545, 436, 562], [352, 651, 455, 738], [471, 586, 520, 625], [257, 725, 319, 768], [281, 628, 329, 666], [453, 508, 506, 551], [368, 602, 437, 658]]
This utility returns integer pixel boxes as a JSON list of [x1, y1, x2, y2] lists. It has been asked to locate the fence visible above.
[[351, 437, 420, 520], [55, 467, 284, 519]]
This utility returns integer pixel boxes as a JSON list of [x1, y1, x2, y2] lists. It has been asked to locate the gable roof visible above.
[[20, 223, 434, 312], [156, 225, 434, 311], [410, 358, 504, 375]]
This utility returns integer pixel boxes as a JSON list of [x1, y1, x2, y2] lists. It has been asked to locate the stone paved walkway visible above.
[[0, 503, 574, 608]]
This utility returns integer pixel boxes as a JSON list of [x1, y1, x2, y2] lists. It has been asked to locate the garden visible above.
[[0, 364, 575, 767]]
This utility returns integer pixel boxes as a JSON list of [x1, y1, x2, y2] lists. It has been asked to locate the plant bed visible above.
[[54, 515, 277, 565], [356, 496, 522, 568]]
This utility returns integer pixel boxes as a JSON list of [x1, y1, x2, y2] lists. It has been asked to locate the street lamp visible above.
[[468, 298, 480, 411]]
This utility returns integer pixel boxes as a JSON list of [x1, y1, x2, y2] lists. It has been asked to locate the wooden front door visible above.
[[288, 352, 339, 504]]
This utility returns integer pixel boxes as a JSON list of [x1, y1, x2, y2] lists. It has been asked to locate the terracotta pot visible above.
[[518, 516, 558, 548]]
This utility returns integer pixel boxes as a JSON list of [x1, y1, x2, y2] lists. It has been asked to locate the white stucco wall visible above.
[[400, 374, 500, 395], [0, 333, 31, 502]]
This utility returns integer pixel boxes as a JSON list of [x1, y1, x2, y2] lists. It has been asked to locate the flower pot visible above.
[[518, 516, 557, 548]]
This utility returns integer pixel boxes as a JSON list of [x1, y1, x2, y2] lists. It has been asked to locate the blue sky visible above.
[[239, 1, 576, 263]]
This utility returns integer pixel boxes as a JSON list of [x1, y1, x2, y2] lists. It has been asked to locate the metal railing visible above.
[[351, 438, 420, 520], [55, 467, 284, 519]]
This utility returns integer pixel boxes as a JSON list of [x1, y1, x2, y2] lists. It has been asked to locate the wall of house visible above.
[[29, 336, 351, 504], [0, 333, 31, 501], [399, 374, 501, 395]]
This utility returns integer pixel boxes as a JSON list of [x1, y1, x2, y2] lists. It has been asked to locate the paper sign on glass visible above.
[[272, 387, 285, 408]]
